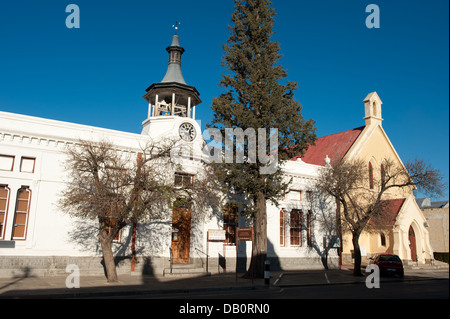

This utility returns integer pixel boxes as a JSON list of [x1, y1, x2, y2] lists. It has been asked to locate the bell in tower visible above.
[[142, 32, 202, 122]]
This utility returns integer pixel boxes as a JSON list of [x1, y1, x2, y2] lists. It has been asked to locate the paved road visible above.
[[97, 278, 448, 299], [87, 279, 448, 318]]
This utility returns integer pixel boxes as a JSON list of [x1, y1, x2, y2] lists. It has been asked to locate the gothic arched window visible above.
[[380, 232, 386, 246], [369, 162, 374, 189]]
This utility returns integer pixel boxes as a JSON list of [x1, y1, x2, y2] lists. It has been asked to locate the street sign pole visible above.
[[236, 231, 238, 282], [206, 230, 209, 273]]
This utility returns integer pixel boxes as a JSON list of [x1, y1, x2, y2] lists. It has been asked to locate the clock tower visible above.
[[141, 32, 202, 143]]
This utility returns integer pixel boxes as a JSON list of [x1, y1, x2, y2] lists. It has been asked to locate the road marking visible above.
[[273, 273, 283, 286], [324, 273, 330, 284]]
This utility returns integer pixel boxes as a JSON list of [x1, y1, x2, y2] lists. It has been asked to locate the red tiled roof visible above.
[[369, 198, 406, 226], [294, 126, 364, 166]]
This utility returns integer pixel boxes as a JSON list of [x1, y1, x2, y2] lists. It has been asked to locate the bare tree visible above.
[[59, 138, 222, 282], [316, 158, 445, 276]]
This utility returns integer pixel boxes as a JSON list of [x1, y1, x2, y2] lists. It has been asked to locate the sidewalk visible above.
[[0, 266, 447, 299]]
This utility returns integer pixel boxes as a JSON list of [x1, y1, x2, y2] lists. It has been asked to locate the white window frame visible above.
[[280, 209, 304, 247]]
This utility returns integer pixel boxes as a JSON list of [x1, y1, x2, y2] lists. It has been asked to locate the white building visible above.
[[0, 34, 338, 278]]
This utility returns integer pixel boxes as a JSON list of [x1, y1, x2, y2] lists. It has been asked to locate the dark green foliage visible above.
[[209, 0, 317, 276], [210, 0, 316, 207]]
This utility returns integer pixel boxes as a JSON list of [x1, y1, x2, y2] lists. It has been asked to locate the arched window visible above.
[[380, 232, 386, 246], [0, 185, 11, 240], [12, 186, 31, 240], [306, 210, 313, 247], [380, 163, 385, 186], [280, 209, 286, 247], [372, 102, 378, 116], [368, 162, 374, 189]]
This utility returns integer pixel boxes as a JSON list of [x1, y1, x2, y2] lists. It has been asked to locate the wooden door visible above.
[[408, 226, 417, 262], [171, 208, 191, 263]]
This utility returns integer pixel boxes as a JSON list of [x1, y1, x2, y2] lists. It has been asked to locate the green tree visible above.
[[209, 0, 316, 277]]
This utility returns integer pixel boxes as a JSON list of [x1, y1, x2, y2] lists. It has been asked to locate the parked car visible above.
[[369, 254, 404, 278]]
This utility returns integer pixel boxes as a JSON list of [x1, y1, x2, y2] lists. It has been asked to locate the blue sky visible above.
[[0, 0, 448, 200]]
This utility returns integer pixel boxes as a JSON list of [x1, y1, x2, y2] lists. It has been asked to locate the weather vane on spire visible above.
[[172, 21, 181, 34]]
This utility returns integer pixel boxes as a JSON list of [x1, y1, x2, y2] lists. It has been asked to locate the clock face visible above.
[[178, 122, 196, 142]]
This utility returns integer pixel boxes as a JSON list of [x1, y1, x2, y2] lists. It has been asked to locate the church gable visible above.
[[346, 124, 405, 170], [298, 92, 403, 170]]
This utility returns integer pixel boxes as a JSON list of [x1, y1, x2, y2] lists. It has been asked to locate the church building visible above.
[[299, 92, 434, 266]]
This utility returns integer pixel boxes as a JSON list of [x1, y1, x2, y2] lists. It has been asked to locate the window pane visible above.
[[174, 174, 183, 187], [286, 190, 301, 201], [307, 211, 313, 246], [290, 210, 302, 246], [0, 187, 9, 198], [0, 213, 4, 237], [17, 199, 29, 212], [0, 186, 9, 239], [175, 173, 194, 188], [290, 229, 299, 246], [0, 155, 14, 171], [183, 175, 193, 188], [15, 212, 27, 225], [20, 158, 35, 173], [13, 225, 25, 238], [18, 190, 30, 200], [223, 205, 237, 244], [12, 188, 31, 240], [0, 199, 7, 210]]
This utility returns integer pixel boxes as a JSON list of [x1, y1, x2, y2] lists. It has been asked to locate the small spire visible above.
[[170, 34, 180, 47], [161, 31, 186, 84]]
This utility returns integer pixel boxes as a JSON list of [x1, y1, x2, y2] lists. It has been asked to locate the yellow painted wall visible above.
[[349, 125, 413, 199], [340, 124, 432, 263]]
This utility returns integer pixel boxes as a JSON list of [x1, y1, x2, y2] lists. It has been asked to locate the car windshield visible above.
[[379, 255, 401, 262]]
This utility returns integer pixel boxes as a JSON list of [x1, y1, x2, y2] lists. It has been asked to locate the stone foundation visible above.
[[0, 255, 340, 278]]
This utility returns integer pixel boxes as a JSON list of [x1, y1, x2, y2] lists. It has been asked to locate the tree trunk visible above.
[[131, 222, 137, 272], [352, 232, 363, 276], [246, 191, 267, 278], [100, 236, 118, 282]]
